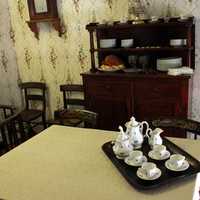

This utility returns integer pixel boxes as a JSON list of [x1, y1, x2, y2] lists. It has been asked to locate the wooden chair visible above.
[[47, 84, 98, 128], [19, 82, 47, 135], [0, 105, 15, 119], [60, 84, 84, 109], [0, 110, 26, 155], [48, 84, 85, 126], [151, 118, 200, 139]]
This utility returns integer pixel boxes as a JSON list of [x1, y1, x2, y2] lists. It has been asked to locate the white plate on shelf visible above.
[[122, 68, 142, 73], [148, 150, 170, 160], [124, 156, 147, 167], [136, 167, 161, 180], [165, 159, 190, 172]]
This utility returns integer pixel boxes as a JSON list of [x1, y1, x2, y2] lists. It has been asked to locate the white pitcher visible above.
[[125, 116, 149, 149], [146, 128, 163, 148]]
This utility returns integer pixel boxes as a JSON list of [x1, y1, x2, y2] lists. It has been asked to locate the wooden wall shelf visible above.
[[27, 18, 62, 39]]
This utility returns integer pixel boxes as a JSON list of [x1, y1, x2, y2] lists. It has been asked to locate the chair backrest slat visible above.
[[19, 82, 46, 89], [66, 99, 85, 106], [27, 95, 44, 101], [60, 84, 83, 92]]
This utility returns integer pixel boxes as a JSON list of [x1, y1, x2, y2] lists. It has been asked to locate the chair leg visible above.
[[25, 122, 36, 138], [42, 114, 46, 129]]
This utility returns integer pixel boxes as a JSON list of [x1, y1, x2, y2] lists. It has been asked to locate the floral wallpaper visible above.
[[0, 0, 200, 121], [0, 0, 21, 108]]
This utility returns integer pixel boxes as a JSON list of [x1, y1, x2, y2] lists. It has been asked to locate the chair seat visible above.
[[20, 109, 43, 122], [47, 118, 82, 127]]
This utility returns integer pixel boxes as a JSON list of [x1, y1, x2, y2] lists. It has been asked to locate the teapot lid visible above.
[[128, 116, 139, 127]]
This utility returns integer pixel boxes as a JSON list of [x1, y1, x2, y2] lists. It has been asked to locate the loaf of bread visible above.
[[102, 55, 124, 66]]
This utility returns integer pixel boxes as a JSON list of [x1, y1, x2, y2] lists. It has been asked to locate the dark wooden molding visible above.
[[27, 18, 62, 39], [26, 0, 62, 39]]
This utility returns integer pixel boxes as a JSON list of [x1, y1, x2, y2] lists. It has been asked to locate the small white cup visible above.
[[153, 144, 167, 157], [180, 14, 189, 21], [170, 154, 185, 168], [141, 162, 157, 177], [129, 150, 143, 163], [151, 16, 158, 22], [121, 39, 134, 48]]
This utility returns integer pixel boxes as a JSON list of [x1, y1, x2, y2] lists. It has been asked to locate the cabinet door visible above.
[[133, 78, 189, 137], [133, 79, 188, 118], [84, 79, 132, 130]]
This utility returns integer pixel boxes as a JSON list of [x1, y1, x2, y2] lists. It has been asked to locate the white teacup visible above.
[[141, 162, 157, 177], [169, 154, 185, 168], [129, 150, 143, 163], [151, 16, 158, 22], [153, 144, 167, 157]]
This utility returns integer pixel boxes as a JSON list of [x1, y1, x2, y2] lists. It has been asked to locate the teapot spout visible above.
[[118, 126, 129, 141], [118, 126, 124, 134]]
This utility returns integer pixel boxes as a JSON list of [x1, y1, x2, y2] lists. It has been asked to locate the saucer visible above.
[[165, 159, 190, 171], [116, 154, 128, 159], [136, 167, 161, 180], [124, 156, 147, 167], [148, 150, 170, 160]]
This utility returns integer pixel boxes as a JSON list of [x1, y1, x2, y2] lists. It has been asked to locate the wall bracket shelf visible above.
[[27, 18, 62, 39]]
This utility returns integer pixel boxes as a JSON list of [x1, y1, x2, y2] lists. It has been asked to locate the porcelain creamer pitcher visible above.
[[146, 128, 163, 148], [125, 116, 149, 149]]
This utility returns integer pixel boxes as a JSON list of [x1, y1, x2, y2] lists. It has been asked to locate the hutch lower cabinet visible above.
[[82, 72, 189, 137]]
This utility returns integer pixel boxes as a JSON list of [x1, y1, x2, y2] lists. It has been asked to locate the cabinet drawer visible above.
[[86, 80, 131, 97], [134, 81, 179, 100]]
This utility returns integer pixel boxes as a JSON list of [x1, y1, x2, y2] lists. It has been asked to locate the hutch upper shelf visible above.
[[86, 17, 195, 73]]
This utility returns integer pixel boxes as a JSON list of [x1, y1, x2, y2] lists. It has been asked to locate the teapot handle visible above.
[[145, 128, 152, 138], [139, 121, 149, 135]]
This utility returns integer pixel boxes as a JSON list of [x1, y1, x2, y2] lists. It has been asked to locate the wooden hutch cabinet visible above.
[[81, 18, 195, 137]]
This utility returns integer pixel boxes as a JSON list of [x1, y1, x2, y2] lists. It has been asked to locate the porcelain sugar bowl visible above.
[[112, 126, 133, 159]]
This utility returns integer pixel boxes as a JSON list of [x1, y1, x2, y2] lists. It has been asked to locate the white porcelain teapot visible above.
[[146, 128, 163, 148], [113, 126, 133, 158], [125, 117, 149, 149]]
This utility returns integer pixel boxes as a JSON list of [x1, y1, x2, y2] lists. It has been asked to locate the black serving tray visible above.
[[102, 137, 200, 190]]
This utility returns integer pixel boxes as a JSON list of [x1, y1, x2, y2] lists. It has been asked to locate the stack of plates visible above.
[[170, 39, 187, 47], [157, 57, 182, 72]]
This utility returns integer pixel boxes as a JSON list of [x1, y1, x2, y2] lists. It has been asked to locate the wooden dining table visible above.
[[0, 125, 199, 200]]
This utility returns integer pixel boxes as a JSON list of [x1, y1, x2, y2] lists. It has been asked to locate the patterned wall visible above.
[[0, 0, 200, 120], [0, 0, 21, 108]]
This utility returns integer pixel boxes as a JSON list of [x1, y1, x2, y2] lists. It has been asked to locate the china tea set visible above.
[[112, 116, 190, 181]]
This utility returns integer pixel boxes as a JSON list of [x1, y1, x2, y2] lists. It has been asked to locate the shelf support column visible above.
[[89, 30, 96, 72]]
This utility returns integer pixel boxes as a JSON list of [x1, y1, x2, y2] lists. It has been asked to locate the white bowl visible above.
[[121, 39, 134, 48], [157, 57, 182, 71], [170, 39, 187, 47], [100, 39, 116, 48]]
